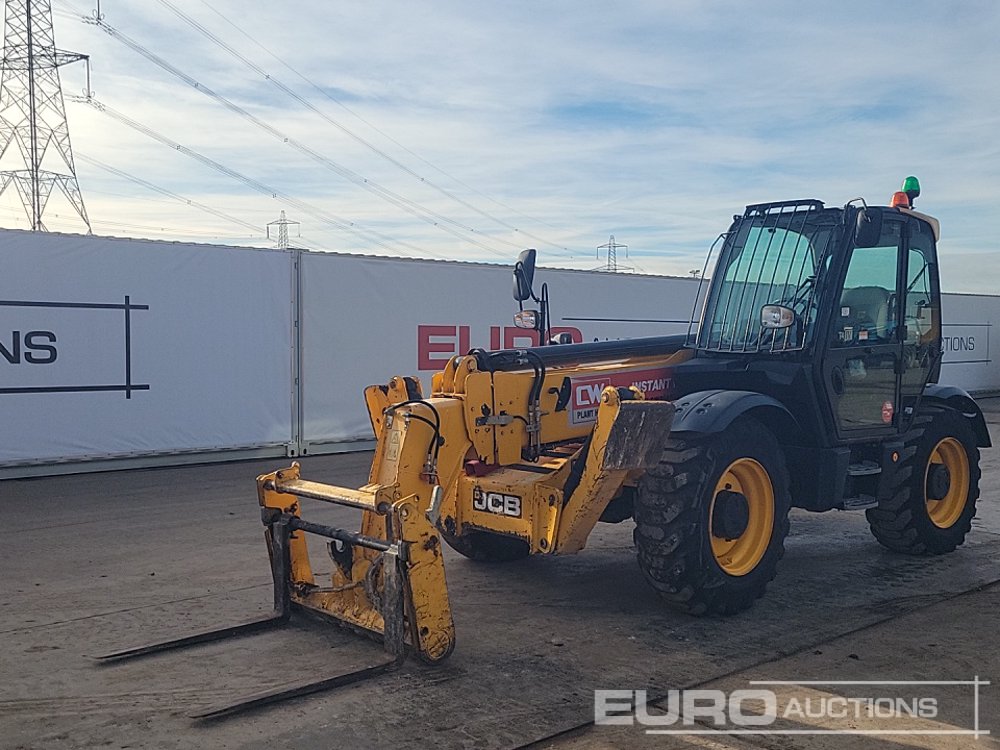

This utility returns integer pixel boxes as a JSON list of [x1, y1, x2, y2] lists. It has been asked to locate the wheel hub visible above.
[[926, 463, 951, 501], [925, 436, 971, 530], [711, 490, 750, 540]]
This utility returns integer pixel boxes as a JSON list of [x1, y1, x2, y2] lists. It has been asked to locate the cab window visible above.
[[833, 221, 901, 346]]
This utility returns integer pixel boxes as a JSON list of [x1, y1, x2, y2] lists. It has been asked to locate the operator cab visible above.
[[691, 177, 942, 442]]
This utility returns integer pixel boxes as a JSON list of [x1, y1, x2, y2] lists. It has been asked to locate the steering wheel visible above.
[[778, 275, 817, 316]]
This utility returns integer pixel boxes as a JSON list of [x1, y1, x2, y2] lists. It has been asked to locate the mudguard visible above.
[[922, 384, 992, 447], [671, 389, 797, 435]]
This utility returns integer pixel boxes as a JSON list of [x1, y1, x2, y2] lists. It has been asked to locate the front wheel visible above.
[[867, 407, 981, 554], [634, 418, 791, 616]]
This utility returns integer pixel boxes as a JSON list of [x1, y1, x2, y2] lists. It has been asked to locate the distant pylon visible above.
[[595, 234, 631, 272], [267, 210, 299, 249], [0, 0, 91, 232]]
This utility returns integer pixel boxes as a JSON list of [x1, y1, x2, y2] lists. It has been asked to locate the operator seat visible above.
[[840, 286, 891, 342]]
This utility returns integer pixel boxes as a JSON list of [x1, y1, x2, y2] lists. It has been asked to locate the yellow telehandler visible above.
[[100, 179, 988, 717]]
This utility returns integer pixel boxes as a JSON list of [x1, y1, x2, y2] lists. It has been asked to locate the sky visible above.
[[2, 0, 998, 291]]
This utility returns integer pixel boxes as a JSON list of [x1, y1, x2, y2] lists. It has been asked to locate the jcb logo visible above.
[[472, 488, 522, 518]]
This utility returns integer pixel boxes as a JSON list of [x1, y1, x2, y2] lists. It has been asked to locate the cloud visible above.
[[6, 0, 995, 289]]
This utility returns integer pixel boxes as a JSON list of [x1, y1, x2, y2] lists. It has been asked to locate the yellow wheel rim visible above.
[[925, 437, 970, 529], [709, 458, 774, 576]]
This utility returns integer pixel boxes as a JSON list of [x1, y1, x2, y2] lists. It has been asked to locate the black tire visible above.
[[866, 407, 981, 555], [439, 528, 530, 562], [634, 418, 791, 616]]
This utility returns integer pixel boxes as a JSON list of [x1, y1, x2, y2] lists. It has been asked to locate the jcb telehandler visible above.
[[101, 177, 989, 717]]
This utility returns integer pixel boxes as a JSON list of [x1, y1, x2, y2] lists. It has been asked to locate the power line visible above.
[[74, 96, 447, 259], [76, 12, 519, 259], [155, 0, 578, 257], [87, 217, 256, 237], [194, 0, 580, 256], [77, 151, 263, 233], [0, 199, 258, 238]]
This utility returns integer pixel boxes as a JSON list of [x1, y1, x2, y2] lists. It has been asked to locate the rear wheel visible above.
[[866, 407, 980, 554], [634, 418, 791, 615], [439, 528, 530, 562]]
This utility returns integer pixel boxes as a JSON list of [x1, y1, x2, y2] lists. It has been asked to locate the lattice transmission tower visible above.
[[267, 210, 299, 249], [0, 0, 91, 232], [595, 234, 631, 272]]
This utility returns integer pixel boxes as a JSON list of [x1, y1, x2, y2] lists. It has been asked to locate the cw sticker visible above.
[[569, 367, 673, 425]]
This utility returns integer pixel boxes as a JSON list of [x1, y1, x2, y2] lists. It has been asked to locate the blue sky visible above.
[[4, 0, 998, 291]]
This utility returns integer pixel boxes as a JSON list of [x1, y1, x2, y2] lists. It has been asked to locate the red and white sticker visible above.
[[881, 400, 894, 424], [569, 367, 673, 425]]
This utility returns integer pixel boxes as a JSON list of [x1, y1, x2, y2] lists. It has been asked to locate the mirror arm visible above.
[[539, 282, 550, 345]]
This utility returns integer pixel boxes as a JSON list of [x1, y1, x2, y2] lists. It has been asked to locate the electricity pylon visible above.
[[595, 234, 632, 272], [267, 210, 299, 249], [0, 0, 91, 232]]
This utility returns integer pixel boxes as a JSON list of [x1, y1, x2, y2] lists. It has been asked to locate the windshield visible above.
[[698, 205, 839, 352]]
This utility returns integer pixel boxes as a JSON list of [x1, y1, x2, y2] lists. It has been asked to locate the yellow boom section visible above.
[[243, 347, 680, 666]]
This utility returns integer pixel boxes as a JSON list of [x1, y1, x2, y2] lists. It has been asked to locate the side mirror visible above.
[[761, 304, 794, 329], [513, 248, 537, 302], [854, 208, 883, 248], [513, 309, 540, 331]]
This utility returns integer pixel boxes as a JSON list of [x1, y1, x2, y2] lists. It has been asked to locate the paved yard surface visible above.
[[2, 403, 999, 749]]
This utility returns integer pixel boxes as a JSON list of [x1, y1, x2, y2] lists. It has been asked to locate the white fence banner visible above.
[[0, 231, 294, 465], [939, 293, 995, 393], [299, 252, 705, 447], [2, 230, 997, 471]]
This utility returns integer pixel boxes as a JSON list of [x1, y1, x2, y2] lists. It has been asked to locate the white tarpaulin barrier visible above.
[[0, 231, 295, 467], [1, 230, 997, 473], [298, 253, 703, 449], [939, 293, 995, 393]]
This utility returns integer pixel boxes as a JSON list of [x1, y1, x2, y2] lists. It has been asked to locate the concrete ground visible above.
[[2, 403, 1000, 749]]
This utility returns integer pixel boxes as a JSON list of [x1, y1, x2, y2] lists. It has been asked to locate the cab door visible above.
[[898, 215, 942, 428], [822, 214, 904, 438]]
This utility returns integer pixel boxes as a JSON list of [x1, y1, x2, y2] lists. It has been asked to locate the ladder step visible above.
[[842, 494, 878, 510], [847, 461, 881, 476]]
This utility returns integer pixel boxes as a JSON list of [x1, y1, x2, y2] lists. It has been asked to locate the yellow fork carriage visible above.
[[96, 460, 449, 719]]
